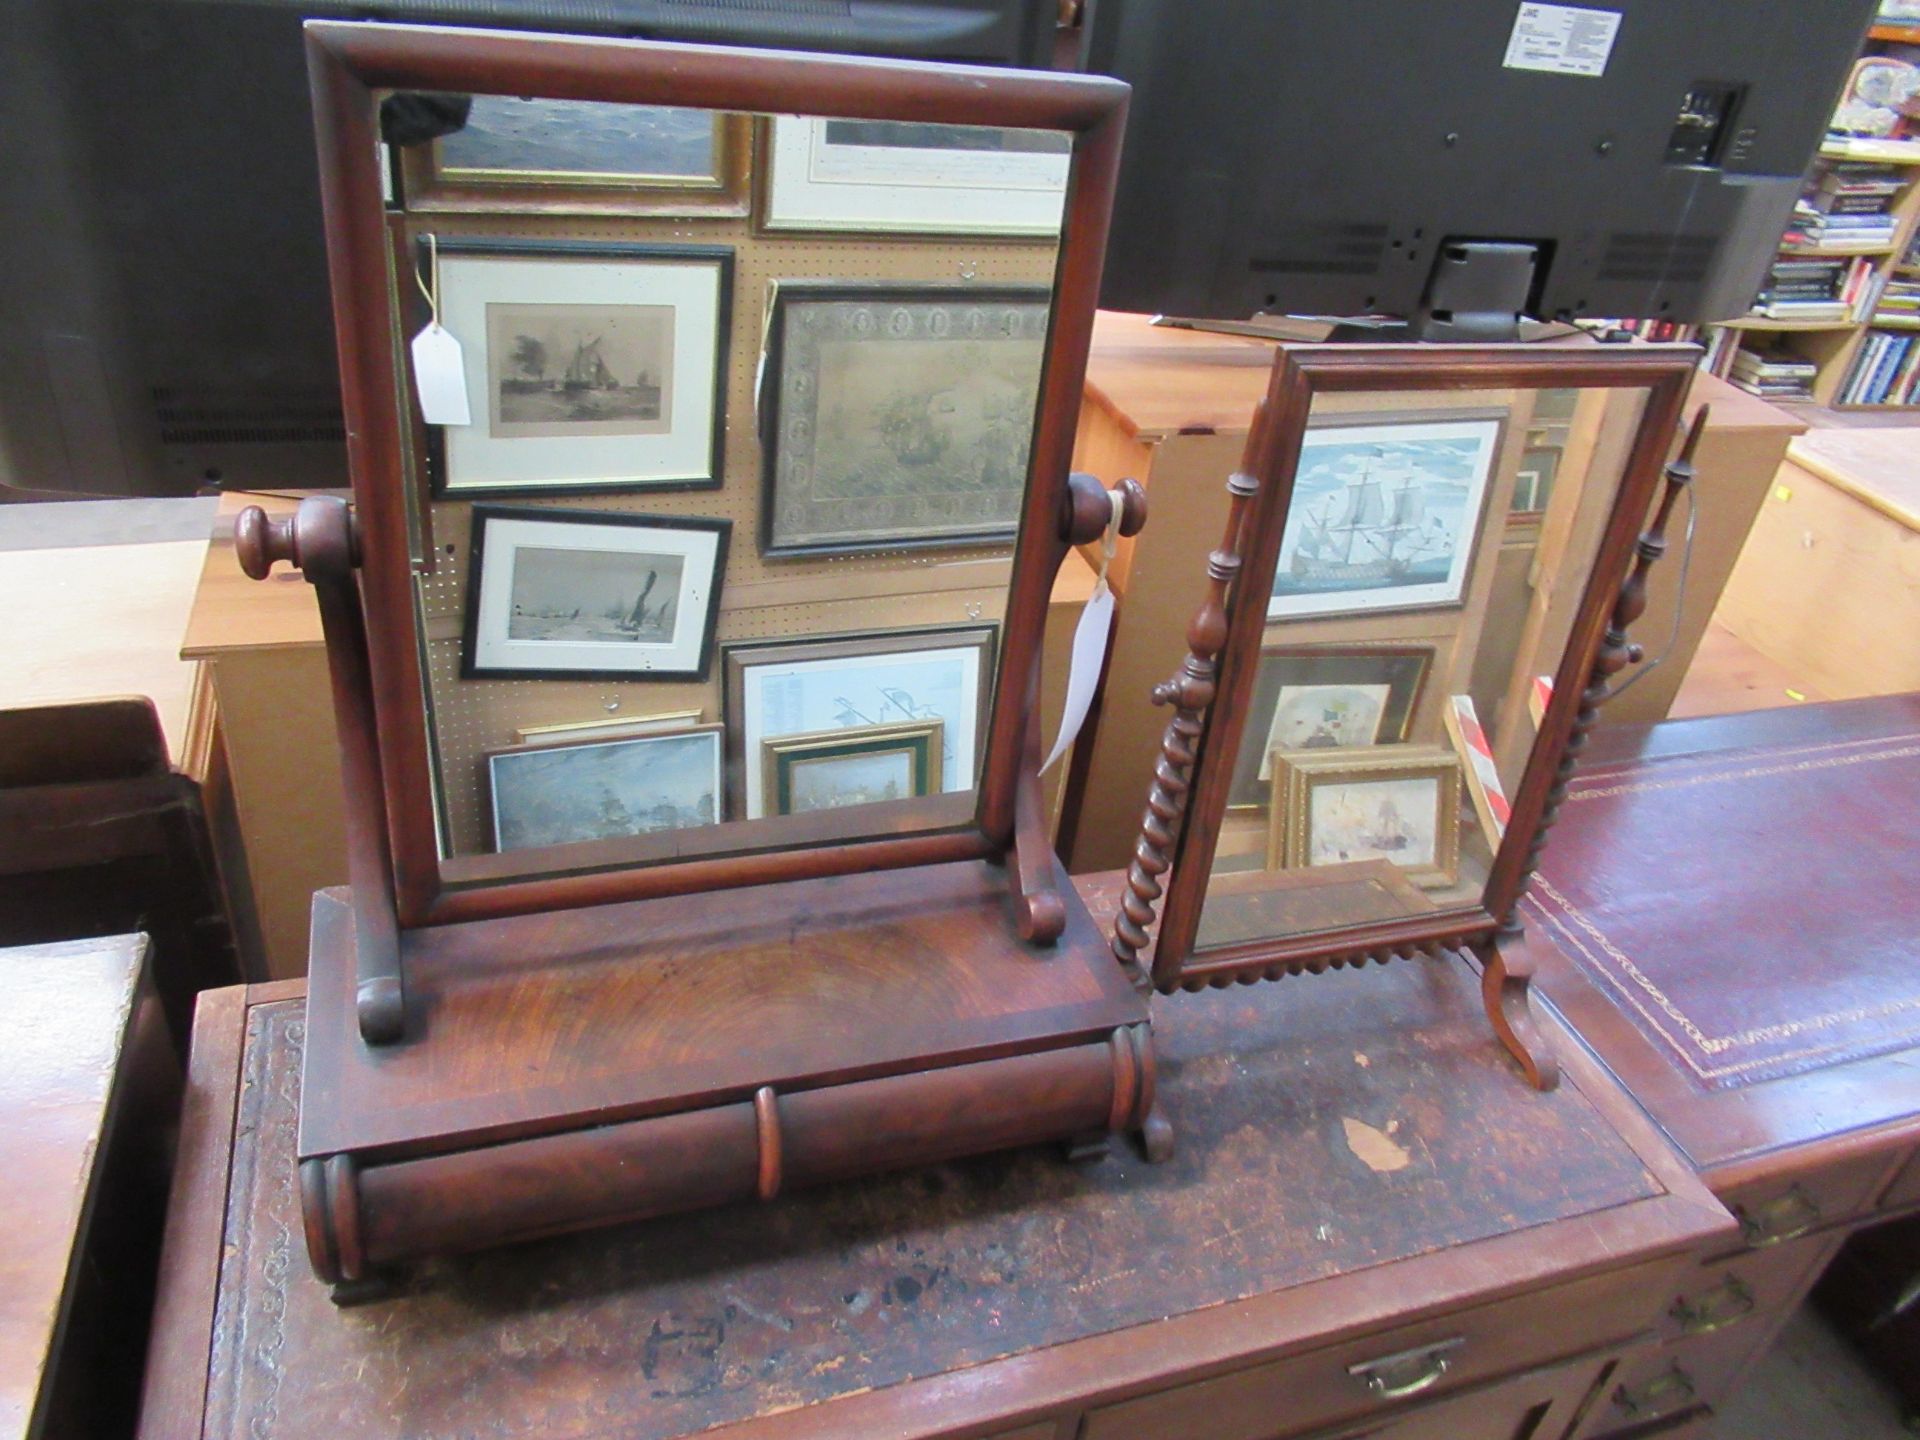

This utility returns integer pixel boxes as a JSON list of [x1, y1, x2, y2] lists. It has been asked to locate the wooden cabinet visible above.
[[1059, 313, 1803, 874], [139, 901, 1731, 1440]]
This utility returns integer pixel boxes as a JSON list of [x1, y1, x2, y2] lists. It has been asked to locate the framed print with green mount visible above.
[[418, 236, 731, 497], [396, 97, 751, 216], [722, 624, 997, 820], [460, 504, 729, 681], [760, 115, 1069, 235], [761, 717, 945, 818], [759, 283, 1050, 557]]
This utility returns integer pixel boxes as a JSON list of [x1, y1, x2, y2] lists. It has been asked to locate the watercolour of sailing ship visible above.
[[506, 543, 684, 645], [1269, 418, 1500, 620], [487, 301, 674, 439]]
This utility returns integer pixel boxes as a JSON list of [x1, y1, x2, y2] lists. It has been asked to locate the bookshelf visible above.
[[1703, 136, 1920, 408]]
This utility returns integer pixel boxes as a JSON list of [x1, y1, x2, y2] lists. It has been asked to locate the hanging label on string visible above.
[[1041, 489, 1124, 775], [410, 233, 471, 426]]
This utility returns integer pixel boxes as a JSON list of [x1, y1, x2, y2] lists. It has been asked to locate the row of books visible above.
[[1747, 255, 1883, 321], [1725, 348, 1817, 400], [1877, 277, 1920, 322], [1781, 161, 1907, 249], [1836, 329, 1920, 406]]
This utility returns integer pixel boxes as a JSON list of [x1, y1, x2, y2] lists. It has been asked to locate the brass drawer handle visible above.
[[1347, 1338, 1465, 1401], [1736, 1184, 1821, 1247], [1671, 1274, 1756, 1335], [1613, 1365, 1697, 1422]]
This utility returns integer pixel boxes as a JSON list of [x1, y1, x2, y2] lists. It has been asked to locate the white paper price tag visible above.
[[410, 323, 471, 426], [1040, 582, 1114, 775]]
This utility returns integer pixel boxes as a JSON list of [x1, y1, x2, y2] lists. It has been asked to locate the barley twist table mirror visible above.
[[1112, 344, 1704, 1092], [234, 21, 1156, 1293]]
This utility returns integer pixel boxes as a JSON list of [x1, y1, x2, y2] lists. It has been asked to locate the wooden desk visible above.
[[1062, 312, 1805, 874], [139, 878, 1730, 1440], [1, 935, 177, 1440], [1527, 695, 1920, 1435]]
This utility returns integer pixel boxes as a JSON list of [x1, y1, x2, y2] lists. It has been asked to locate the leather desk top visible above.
[[142, 923, 1726, 1440], [1530, 693, 1920, 1176]]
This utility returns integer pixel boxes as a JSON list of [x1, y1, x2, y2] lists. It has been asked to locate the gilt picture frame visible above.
[[1269, 745, 1462, 890], [760, 283, 1051, 557], [398, 98, 752, 216], [422, 237, 731, 496], [761, 718, 945, 818], [722, 625, 996, 820], [485, 723, 724, 853], [461, 505, 729, 681]]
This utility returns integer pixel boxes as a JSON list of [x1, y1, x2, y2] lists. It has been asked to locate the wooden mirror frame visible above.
[[298, 23, 1133, 941], [1112, 343, 1702, 1089]]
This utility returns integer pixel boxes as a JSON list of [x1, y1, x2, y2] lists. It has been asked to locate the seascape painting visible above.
[[487, 302, 675, 438], [1257, 683, 1389, 779], [1268, 417, 1500, 619], [488, 728, 722, 853], [766, 290, 1048, 552], [788, 749, 916, 813], [1307, 775, 1442, 870], [505, 544, 683, 645], [441, 97, 717, 180]]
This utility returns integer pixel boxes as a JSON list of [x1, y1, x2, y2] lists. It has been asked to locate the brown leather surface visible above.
[[1529, 702, 1920, 1093], [197, 958, 1660, 1440]]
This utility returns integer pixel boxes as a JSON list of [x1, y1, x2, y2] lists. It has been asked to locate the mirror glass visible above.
[[384, 96, 1072, 883], [1193, 381, 1649, 954]]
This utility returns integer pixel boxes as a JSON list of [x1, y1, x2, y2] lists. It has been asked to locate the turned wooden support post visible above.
[[235, 497, 407, 1046], [1112, 410, 1265, 990], [1479, 404, 1708, 1091]]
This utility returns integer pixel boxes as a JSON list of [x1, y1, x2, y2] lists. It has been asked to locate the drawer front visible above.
[[1717, 1150, 1896, 1250], [1878, 1145, 1920, 1215], [1571, 1343, 1743, 1440], [1655, 1230, 1831, 1344], [1081, 1258, 1680, 1440], [1312, 1355, 1604, 1440]]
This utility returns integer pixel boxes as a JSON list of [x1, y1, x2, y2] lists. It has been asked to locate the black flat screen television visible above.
[[1083, 0, 1881, 330]]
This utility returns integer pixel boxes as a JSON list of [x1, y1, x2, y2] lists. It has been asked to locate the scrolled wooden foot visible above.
[[1139, 1103, 1174, 1163], [1477, 936, 1559, 1092]]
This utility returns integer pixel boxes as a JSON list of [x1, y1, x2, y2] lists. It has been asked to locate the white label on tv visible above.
[[1503, 3, 1622, 77]]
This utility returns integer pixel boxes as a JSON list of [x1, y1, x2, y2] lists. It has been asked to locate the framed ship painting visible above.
[[1228, 645, 1432, 808], [461, 505, 729, 681], [425, 237, 731, 496], [759, 284, 1050, 557], [1267, 415, 1502, 620], [486, 723, 724, 852], [399, 96, 751, 216]]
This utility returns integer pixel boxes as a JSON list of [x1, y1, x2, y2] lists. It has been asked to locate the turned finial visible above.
[[234, 505, 300, 580]]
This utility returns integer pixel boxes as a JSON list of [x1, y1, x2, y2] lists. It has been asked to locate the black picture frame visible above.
[[1227, 645, 1433, 808], [412, 235, 733, 499], [459, 503, 731, 681], [758, 282, 1052, 558]]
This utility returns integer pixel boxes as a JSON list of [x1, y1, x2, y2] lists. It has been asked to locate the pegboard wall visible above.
[[399, 143, 1059, 858]]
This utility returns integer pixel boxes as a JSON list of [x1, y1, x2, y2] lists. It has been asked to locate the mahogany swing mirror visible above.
[[238, 21, 1155, 1290], [1113, 343, 1703, 1091]]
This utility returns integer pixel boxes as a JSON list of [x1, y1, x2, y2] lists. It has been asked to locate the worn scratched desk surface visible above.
[[1529, 693, 1920, 1177], [141, 905, 1724, 1440]]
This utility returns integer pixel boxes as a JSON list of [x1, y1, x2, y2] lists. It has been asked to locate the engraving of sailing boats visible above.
[[1289, 450, 1447, 590]]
